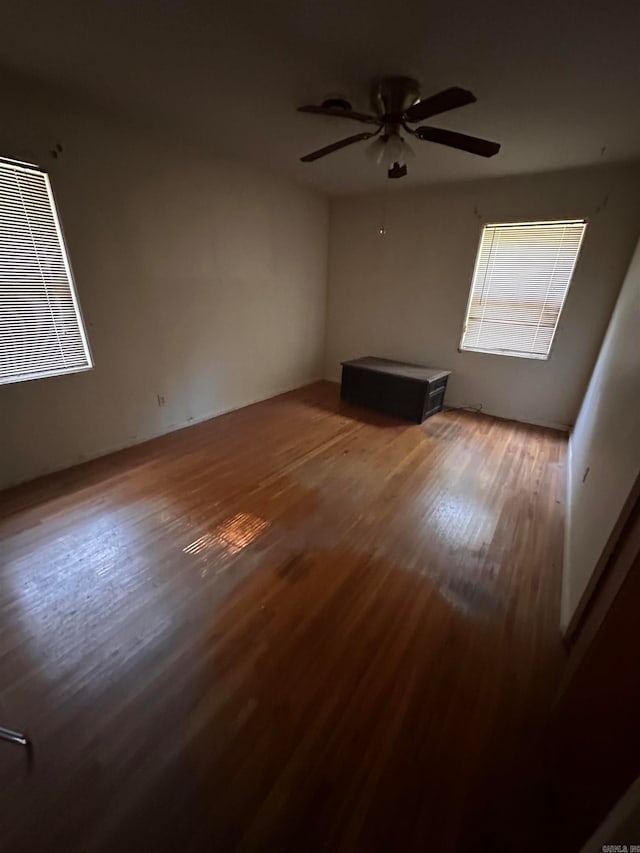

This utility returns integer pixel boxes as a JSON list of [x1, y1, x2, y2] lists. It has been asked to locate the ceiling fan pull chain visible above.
[[379, 182, 390, 236]]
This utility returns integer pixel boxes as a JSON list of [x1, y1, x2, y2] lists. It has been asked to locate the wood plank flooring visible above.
[[0, 381, 567, 852]]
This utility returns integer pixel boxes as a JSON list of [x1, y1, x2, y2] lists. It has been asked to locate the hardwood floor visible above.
[[0, 381, 567, 852]]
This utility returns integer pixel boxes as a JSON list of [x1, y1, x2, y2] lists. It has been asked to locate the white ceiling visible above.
[[2, 0, 640, 194]]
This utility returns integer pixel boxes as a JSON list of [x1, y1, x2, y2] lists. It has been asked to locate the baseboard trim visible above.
[[323, 376, 570, 432], [561, 433, 574, 631], [3, 376, 322, 491]]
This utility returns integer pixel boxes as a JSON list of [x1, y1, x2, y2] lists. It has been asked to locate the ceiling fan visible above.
[[298, 76, 501, 179]]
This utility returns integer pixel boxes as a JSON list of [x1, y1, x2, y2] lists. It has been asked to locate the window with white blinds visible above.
[[460, 220, 587, 359], [0, 158, 92, 385]]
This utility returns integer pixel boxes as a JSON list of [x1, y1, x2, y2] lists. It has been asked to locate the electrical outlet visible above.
[[157, 394, 165, 407]]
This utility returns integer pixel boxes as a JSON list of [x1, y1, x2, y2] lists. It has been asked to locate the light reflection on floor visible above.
[[426, 492, 498, 551], [363, 489, 503, 617], [183, 512, 270, 559], [424, 492, 502, 616], [7, 507, 272, 682], [289, 446, 503, 618], [8, 508, 165, 679], [8, 483, 499, 686]]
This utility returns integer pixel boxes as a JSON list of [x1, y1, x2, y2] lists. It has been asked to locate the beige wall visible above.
[[2, 70, 639, 498], [325, 165, 640, 429], [562, 236, 640, 627], [0, 77, 328, 489]]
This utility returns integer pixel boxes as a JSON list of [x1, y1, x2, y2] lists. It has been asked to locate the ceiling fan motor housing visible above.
[[297, 77, 500, 179], [372, 76, 421, 123]]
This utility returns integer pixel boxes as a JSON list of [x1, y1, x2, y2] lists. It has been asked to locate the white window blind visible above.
[[460, 220, 587, 360], [0, 158, 92, 385]]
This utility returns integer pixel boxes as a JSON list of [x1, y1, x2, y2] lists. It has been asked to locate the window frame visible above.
[[0, 156, 93, 386], [458, 218, 588, 361]]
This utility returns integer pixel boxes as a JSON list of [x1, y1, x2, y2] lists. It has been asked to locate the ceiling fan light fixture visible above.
[[365, 136, 387, 165], [298, 76, 501, 179], [399, 137, 415, 163], [366, 133, 414, 169]]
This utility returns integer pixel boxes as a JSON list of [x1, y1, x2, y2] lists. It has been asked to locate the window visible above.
[[0, 157, 92, 385], [460, 219, 587, 360]]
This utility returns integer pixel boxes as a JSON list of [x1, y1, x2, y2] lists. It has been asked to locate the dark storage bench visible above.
[[340, 357, 451, 423]]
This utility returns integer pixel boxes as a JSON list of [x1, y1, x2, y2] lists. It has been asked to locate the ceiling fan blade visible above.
[[300, 131, 377, 162], [297, 105, 380, 125], [404, 87, 476, 122], [415, 126, 500, 157]]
